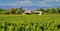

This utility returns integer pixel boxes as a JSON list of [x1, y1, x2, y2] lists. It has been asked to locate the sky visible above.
[[0, 0, 60, 10]]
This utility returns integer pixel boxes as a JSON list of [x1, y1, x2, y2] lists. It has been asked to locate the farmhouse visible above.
[[34, 11, 43, 15], [22, 9, 32, 14]]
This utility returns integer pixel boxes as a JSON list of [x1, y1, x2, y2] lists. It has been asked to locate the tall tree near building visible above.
[[9, 8, 15, 14]]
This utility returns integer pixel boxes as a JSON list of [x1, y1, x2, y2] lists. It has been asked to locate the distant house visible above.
[[34, 11, 44, 15], [22, 9, 32, 14]]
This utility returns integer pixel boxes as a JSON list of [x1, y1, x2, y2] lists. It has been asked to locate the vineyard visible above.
[[0, 14, 60, 31]]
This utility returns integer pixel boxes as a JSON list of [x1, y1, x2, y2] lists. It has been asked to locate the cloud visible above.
[[25, 0, 32, 4], [0, 0, 32, 6], [0, 1, 46, 6], [38, 2, 46, 5], [45, 0, 60, 2], [55, 0, 60, 2], [10, 0, 32, 6], [15, 0, 32, 4], [0, 4, 19, 6], [27, 2, 46, 6], [0, 0, 47, 6], [46, 0, 54, 2], [0, 0, 60, 6]]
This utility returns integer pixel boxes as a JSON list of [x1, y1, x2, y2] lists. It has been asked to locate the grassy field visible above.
[[0, 14, 60, 31]]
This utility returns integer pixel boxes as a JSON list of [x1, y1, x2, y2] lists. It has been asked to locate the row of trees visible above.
[[0, 7, 60, 14], [36, 8, 60, 13], [0, 7, 23, 14], [9, 7, 23, 14]]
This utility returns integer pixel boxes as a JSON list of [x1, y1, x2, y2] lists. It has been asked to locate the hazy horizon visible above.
[[0, 6, 60, 10]]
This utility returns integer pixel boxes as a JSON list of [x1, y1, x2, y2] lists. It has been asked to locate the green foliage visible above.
[[0, 7, 23, 14], [0, 9, 9, 14], [36, 8, 60, 13], [15, 7, 23, 14], [0, 14, 60, 31], [36, 8, 44, 11], [0, 8, 4, 12], [1, 8, 60, 14]]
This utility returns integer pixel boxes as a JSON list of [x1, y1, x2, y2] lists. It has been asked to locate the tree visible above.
[[56, 8, 60, 13], [15, 7, 23, 14], [47, 8, 55, 13], [19, 7, 23, 14], [0, 8, 4, 12], [51, 8, 56, 13], [9, 8, 15, 14], [36, 8, 44, 11]]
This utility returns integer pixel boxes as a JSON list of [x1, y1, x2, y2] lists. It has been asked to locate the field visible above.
[[0, 14, 60, 31]]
